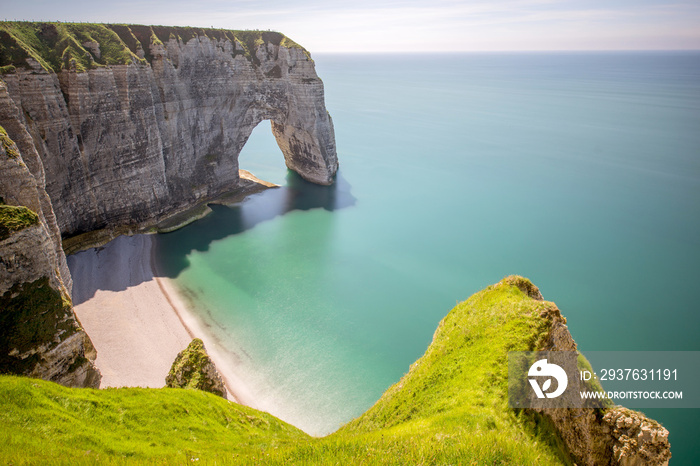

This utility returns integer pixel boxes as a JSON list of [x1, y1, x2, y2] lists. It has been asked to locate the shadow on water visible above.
[[154, 169, 355, 279], [68, 170, 355, 304]]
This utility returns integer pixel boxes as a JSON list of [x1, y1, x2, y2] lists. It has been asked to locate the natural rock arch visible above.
[[1, 27, 338, 242], [0, 24, 337, 390]]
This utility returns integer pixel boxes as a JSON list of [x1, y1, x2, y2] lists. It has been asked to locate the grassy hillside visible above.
[[0, 376, 307, 464], [0, 277, 571, 464], [0, 22, 306, 73]]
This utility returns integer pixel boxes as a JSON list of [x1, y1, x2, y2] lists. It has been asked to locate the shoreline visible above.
[[63, 170, 278, 255], [69, 233, 256, 406], [150, 247, 259, 407]]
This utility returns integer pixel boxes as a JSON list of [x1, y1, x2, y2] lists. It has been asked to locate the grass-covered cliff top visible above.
[[0, 22, 306, 73], [0, 277, 578, 464]]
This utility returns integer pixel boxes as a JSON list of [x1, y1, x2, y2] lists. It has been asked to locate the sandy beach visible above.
[[68, 234, 251, 403]]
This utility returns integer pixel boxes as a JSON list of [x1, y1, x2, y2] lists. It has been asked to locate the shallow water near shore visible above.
[[155, 52, 700, 459]]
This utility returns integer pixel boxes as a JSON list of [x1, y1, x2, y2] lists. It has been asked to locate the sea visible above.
[[154, 52, 700, 463]]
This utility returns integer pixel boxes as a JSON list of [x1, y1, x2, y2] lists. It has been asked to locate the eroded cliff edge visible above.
[[343, 276, 671, 465], [0, 23, 338, 251], [0, 121, 100, 387]]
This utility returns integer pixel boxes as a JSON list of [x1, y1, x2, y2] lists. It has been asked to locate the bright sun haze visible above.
[[3, 0, 700, 52]]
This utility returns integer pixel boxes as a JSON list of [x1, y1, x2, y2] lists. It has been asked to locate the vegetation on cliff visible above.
[[0, 125, 20, 158], [0, 22, 306, 73], [0, 375, 306, 464], [0, 277, 580, 464], [0, 205, 39, 241], [0, 277, 75, 375], [166, 338, 227, 398]]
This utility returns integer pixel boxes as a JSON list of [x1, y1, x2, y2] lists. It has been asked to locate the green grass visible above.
[[0, 277, 577, 464], [0, 22, 308, 73], [0, 376, 308, 464], [61, 23, 137, 67], [0, 22, 144, 72], [318, 276, 570, 464]]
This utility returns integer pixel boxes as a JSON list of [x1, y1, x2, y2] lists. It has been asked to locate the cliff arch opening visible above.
[[238, 120, 288, 187]]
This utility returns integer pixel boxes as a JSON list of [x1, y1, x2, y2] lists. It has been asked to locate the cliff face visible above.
[[0, 120, 100, 387], [0, 80, 72, 291], [0, 23, 336, 387], [514, 276, 672, 466], [0, 23, 337, 246]]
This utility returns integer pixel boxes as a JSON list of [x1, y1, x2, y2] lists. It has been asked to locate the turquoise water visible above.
[[155, 52, 700, 461]]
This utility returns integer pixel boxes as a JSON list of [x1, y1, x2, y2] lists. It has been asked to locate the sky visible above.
[[2, 0, 699, 53]]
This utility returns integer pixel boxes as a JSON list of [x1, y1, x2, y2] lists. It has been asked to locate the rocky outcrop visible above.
[[0, 23, 337, 249], [602, 408, 672, 466], [516, 276, 672, 466], [166, 338, 226, 398], [0, 123, 100, 388]]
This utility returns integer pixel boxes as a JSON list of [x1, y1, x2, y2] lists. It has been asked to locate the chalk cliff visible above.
[[0, 22, 337, 386], [0, 23, 337, 250], [0, 120, 100, 387]]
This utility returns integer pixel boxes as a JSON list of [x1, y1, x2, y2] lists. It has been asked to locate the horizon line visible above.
[[311, 49, 700, 54], [2, 20, 697, 55]]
